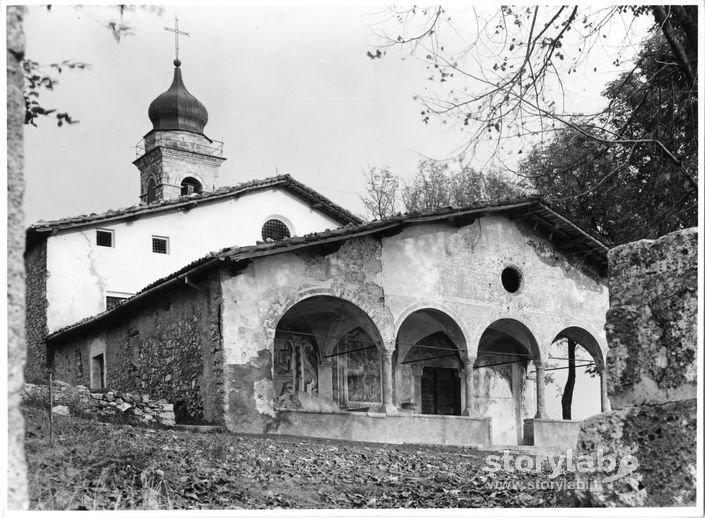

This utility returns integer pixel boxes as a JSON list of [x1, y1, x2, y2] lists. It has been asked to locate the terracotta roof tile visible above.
[[28, 174, 361, 235], [47, 196, 609, 341]]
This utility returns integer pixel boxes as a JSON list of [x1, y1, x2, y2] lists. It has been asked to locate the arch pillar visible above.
[[460, 352, 477, 416], [382, 345, 396, 414], [534, 362, 547, 419], [600, 367, 612, 413]]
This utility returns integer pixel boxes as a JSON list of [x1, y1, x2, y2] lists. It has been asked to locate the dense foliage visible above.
[[520, 33, 697, 244]]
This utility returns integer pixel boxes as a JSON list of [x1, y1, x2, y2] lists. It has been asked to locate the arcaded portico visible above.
[[47, 198, 610, 447]]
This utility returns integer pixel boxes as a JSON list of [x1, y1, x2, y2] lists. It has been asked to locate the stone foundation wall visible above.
[[23, 381, 176, 427]]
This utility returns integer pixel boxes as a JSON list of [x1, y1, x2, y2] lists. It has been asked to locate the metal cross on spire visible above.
[[164, 15, 189, 65]]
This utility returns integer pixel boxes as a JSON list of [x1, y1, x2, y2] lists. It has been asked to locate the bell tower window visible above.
[[181, 177, 203, 196]]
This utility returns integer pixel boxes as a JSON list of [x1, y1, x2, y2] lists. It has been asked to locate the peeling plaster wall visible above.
[[41, 188, 343, 332], [220, 237, 394, 432], [382, 216, 608, 358], [49, 274, 224, 424], [220, 216, 607, 435]]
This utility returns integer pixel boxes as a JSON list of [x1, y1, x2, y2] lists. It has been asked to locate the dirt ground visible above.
[[23, 406, 575, 510]]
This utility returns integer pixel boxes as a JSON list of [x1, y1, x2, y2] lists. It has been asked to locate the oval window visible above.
[[501, 266, 522, 293]]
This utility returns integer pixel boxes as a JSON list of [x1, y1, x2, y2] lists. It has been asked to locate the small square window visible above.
[[96, 229, 114, 247], [106, 296, 128, 310], [105, 291, 133, 310], [152, 236, 169, 254]]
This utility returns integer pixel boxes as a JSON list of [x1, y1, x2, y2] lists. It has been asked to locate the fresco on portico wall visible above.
[[331, 327, 381, 408]]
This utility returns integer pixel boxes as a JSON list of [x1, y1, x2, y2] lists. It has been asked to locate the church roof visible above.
[[26, 174, 362, 241], [47, 197, 609, 342]]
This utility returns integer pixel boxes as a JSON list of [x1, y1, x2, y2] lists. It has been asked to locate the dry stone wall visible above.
[[23, 381, 176, 427], [49, 274, 224, 425]]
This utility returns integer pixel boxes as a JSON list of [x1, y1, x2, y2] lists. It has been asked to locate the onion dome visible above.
[[148, 59, 208, 134]]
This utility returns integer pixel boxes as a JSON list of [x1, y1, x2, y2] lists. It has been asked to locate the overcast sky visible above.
[[22, 4, 651, 225]]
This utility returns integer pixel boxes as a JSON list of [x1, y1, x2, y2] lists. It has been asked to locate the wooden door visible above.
[[421, 367, 460, 415]]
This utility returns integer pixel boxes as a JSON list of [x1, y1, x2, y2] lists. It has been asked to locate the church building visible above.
[[26, 57, 612, 448]]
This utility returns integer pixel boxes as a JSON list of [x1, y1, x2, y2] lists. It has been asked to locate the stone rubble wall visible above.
[[23, 380, 176, 427], [49, 274, 223, 425], [605, 228, 697, 408], [571, 398, 697, 507], [565, 228, 698, 507]]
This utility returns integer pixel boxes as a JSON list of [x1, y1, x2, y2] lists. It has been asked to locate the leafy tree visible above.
[[371, 6, 696, 163], [520, 32, 697, 244], [360, 159, 523, 220], [360, 166, 400, 220], [369, 6, 697, 240], [400, 160, 452, 212], [23, 59, 89, 127], [402, 160, 524, 212], [23, 5, 156, 127]]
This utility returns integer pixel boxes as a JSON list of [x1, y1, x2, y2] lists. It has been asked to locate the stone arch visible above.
[[393, 307, 468, 415], [475, 318, 541, 445], [550, 325, 606, 369], [283, 286, 395, 344], [477, 318, 541, 363], [466, 312, 548, 361], [272, 294, 386, 412], [546, 325, 607, 420], [393, 302, 471, 357]]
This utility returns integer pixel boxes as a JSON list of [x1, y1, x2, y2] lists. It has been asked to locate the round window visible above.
[[261, 219, 291, 242], [501, 266, 522, 293]]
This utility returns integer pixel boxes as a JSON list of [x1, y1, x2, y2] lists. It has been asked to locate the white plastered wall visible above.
[[45, 188, 343, 331]]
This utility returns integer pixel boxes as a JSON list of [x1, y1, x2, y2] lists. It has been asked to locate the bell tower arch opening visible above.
[[180, 176, 203, 196]]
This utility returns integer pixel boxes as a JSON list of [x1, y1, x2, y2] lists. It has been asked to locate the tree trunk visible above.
[[561, 339, 576, 420], [652, 6, 697, 87]]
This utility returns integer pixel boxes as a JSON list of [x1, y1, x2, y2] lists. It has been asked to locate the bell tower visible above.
[[133, 17, 225, 203]]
